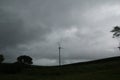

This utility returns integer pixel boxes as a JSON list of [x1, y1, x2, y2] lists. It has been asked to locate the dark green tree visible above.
[[111, 26, 120, 49], [0, 54, 4, 63], [111, 26, 120, 38], [17, 55, 33, 65]]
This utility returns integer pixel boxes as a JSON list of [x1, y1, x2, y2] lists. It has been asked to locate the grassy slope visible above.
[[1, 56, 120, 80]]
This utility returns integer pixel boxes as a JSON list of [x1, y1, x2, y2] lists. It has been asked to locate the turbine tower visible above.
[[58, 42, 63, 66]]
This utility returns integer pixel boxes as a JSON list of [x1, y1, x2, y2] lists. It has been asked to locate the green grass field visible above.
[[1, 56, 120, 80]]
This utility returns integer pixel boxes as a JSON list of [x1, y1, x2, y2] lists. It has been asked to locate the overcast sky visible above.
[[0, 0, 120, 66]]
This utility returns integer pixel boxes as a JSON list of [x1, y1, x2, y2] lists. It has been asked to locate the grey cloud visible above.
[[0, 7, 51, 62], [0, 9, 48, 48], [0, 0, 119, 65]]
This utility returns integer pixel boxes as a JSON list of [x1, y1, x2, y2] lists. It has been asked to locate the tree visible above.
[[17, 55, 33, 65], [0, 54, 4, 63], [111, 26, 120, 38], [111, 26, 120, 50]]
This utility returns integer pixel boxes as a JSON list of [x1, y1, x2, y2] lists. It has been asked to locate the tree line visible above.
[[0, 54, 33, 65], [0, 54, 33, 74]]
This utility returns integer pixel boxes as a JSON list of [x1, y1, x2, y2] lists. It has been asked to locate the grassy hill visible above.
[[1, 56, 120, 80]]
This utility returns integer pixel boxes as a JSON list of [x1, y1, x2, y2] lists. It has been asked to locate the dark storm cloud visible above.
[[0, 9, 48, 48], [0, 1, 52, 62], [0, 0, 120, 65]]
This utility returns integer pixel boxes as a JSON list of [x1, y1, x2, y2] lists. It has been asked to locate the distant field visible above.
[[1, 56, 120, 80]]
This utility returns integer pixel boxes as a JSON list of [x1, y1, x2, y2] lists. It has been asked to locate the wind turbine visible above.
[[58, 41, 63, 66]]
